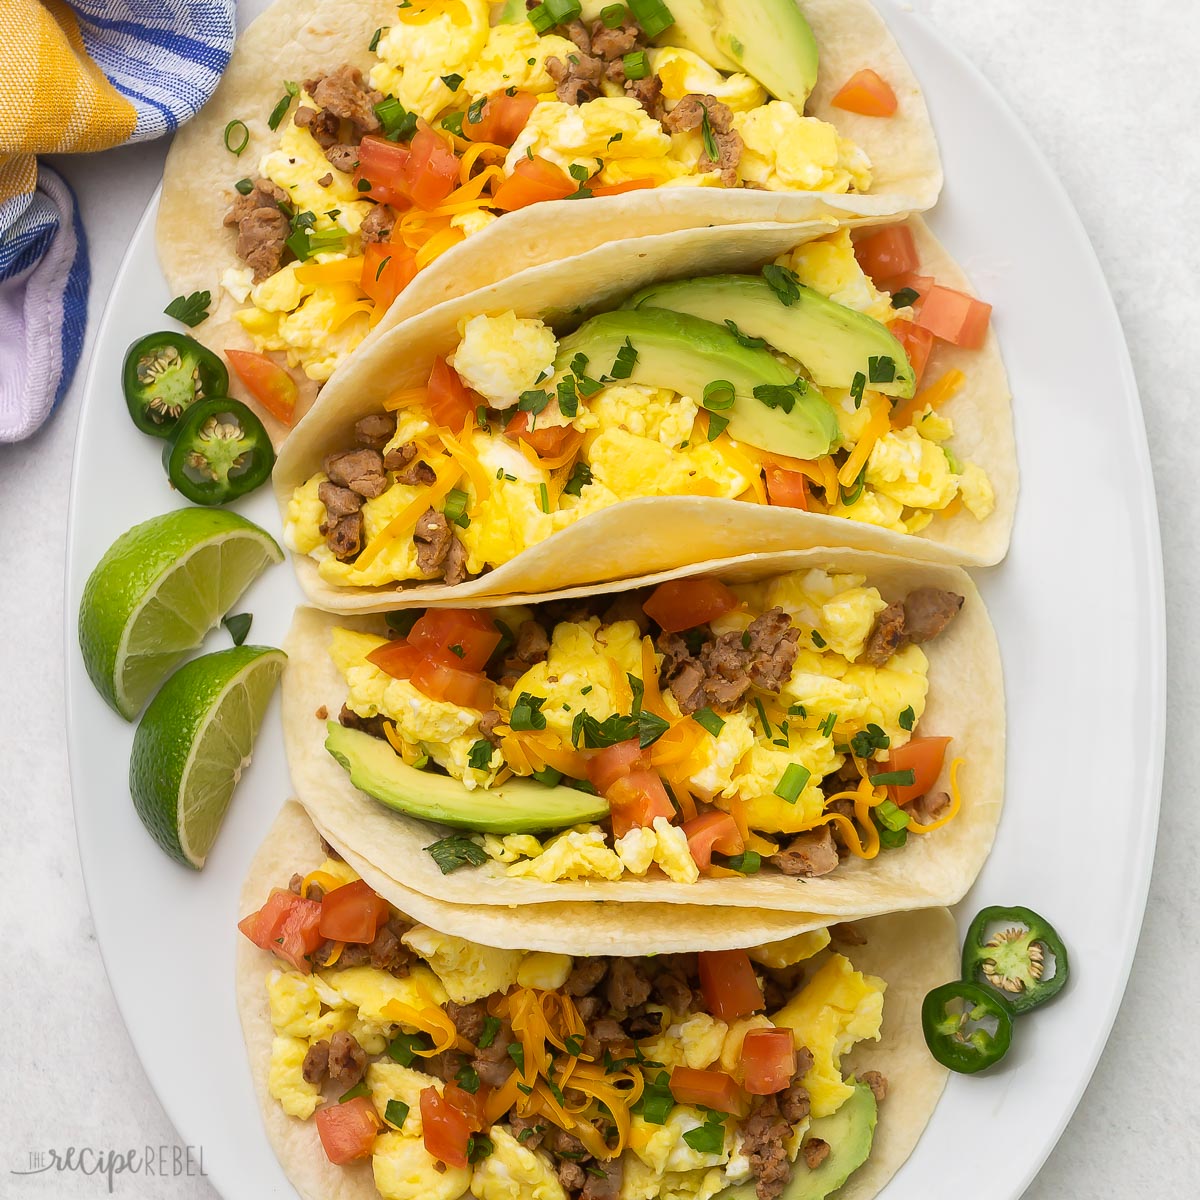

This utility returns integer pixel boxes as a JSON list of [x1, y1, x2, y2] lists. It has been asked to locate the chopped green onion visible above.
[[899, 705, 916, 732], [818, 711, 837, 738], [869, 355, 896, 384], [234, 176, 254, 195], [384, 1099, 410, 1127], [638, 1071, 675, 1124], [683, 1123, 725, 1155], [600, 3, 627, 27], [762, 263, 801, 306], [386, 1030, 431, 1065], [849, 723, 890, 758], [725, 850, 761, 874], [339, 1080, 370, 1102], [538, 482, 550, 513], [869, 768, 916, 787], [375, 96, 417, 142], [699, 107, 718, 162], [267, 81, 299, 132], [875, 817, 908, 849], [811, 629, 826, 649], [375, 255, 393, 281], [442, 487, 471, 529], [467, 96, 487, 125], [357, 177, 374, 191], [441, 111, 466, 136], [774, 763, 811, 804], [692, 708, 725, 737], [467, 1134, 494, 1163], [441, 73, 464, 91], [839, 469, 866, 506], [627, 0, 675, 38], [891, 287, 919, 309], [943, 444, 962, 473], [874, 799, 910, 832], [528, 0, 582, 32], [223, 119, 249, 155], [622, 50, 650, 80], [424, 835, 488, 875], [510, 692, 548, 731], [702, 380, 735, 411], [850, 370, 866, 408], [532, 766, 564, 787], [706, 413, 729, 440], [369, 27, 387, 52], [476, 403, 490, 431]]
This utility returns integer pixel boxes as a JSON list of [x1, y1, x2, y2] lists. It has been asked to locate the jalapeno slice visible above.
[[921, 981, 1013, 1074], [124, 332, 230, 437], [962, 905, 1069, 1015], [163, 398, 274, 506]]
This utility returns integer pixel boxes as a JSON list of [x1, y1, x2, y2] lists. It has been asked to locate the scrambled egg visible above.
[[268, 1035, 321, 1118], [516, 952, 573, 990], [587, 428, 749, 502], [631, 1107, 731, 1175], [506, 827, 625, 882], [506, 98, 672, 180], [776, 229, 894, 325], [373, 1130, 472, 1200], [644, 1012, 729, 1070], [773, 954, 886, 1118], [735, 103, 872, 193], [685, 709, 757, 800], [370, 0, 491, 120], [402, 926, 525, 1003], [580, 384, 698, 446], [866, 427, 959, 511], [368, 1063, 439, 1136], [322, 963, 449, 1022], [748, 928, 831, 970], [623, 1160, 728, 1200], [649, 47, 766, 113], [463, 22, 576, 96], [614, 817, 700, 883], [959, 460, 996, 520], [449, 312, 558, 409], [470, 1128, 565, 1200], [724, 728, 842, 834]]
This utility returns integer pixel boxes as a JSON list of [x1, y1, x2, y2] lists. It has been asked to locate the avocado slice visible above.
[[555, 309, 839, 460], [325, 722, 610, 834], [719, 1083, 878, 1200], [629, 275, 916, 401], [652, 0, 820, 110]]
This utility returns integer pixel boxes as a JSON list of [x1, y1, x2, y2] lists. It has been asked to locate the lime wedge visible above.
[[78, 508, 282, 719], [129, 645, 286, 868]]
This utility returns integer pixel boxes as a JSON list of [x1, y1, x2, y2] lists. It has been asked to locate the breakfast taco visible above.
[[158, 0, 942, 426], [239, 800, 956, 1200], [281, 547, 1004, 916], [274, 213, 1013, 605]]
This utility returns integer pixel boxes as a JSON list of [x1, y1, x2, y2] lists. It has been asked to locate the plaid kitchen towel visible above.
[[0, 0, 235, 442]]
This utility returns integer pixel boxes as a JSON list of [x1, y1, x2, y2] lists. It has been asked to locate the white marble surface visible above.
[[3, 0, 1197, 1193]]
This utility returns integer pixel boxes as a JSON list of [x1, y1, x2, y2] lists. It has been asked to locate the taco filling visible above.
[[242, 856, 892, 1200], [319, 567, 965, 883], [222, 0, 903, 381], [286, 225, 995, 586]]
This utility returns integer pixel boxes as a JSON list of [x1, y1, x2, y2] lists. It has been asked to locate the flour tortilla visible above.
[[273, 214, 1015, 610], [158, 0, 941, 437], [282, 547, 1004, 916], [239, 800, 955, 1200]]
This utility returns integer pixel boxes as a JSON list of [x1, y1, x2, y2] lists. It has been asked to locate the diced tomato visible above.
[[355, 128, 459, 211], [764, 465, 809, 510], [889, 319, 935, 388], [463, 90, 538, 146], [588, 740, 646, 795], [361, 238, 419, 309], [504, 409, 579, 459], [353, 136, 413, 209], [428, 356, 476, 431], [366, 639, 425, 680], [881, 272, 934, 310], [854, 225, 920, 285], [410, 657, 495, 710], [643, 578, 738, 633], [319, 879, 390, 944], [669, 1067, 747, 1116], [915, 284, 993, 349], [832, 68, 898, 117], [741, 1027, 797, 1095], [316, 1096, 379, 1164], [421, 1087, 471, 1168], [684, 811, 745, 871], [225, 349, 299, 426], [408, 609, 502, 672], [607, 769, 675, 838], [491, 155, 575, 211], [238, 889, 324, 974], [443, 1081, 489, 1131], [698, 949, 765, 1023], [886, 736, 952, 806]]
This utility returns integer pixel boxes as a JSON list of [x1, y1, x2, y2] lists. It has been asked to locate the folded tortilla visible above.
[[272, 214, 1015, 611], [158, 0, 941, 432], [282, 547, 1004, 916], [239, 800, 956, 1200]]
